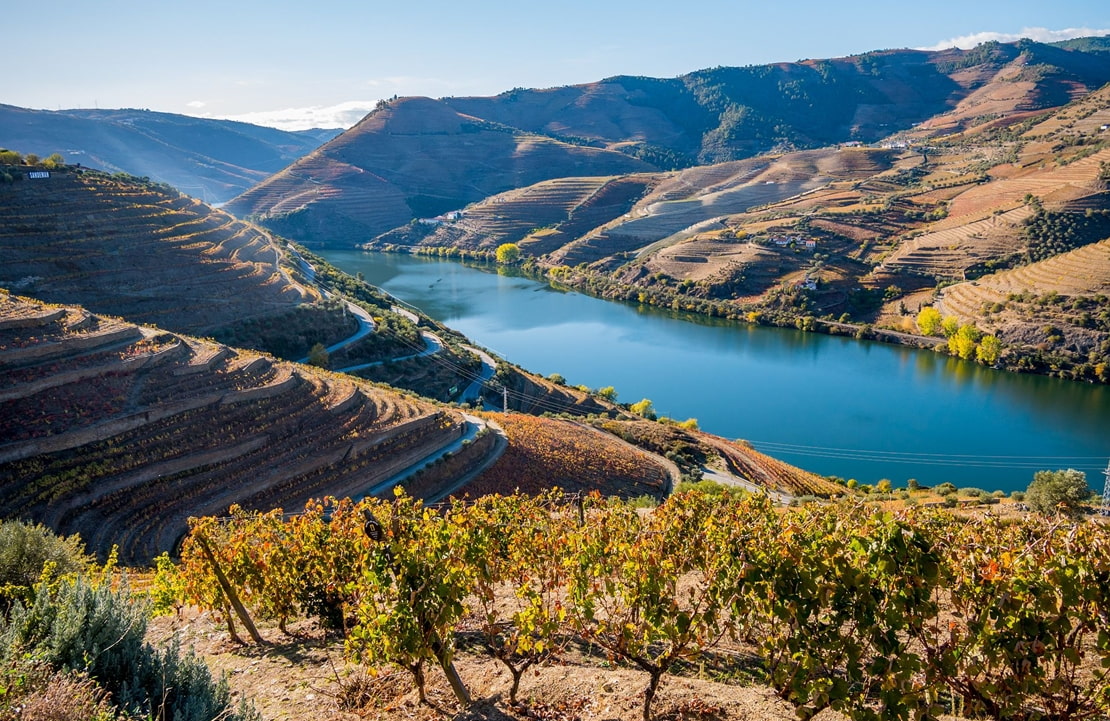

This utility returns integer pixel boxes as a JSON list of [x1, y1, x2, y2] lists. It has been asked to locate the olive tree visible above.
[[1025, 469, 1090, 516]]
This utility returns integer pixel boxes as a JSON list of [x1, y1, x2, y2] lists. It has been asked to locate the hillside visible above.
[[0, 164, 324, 337], [0, 292, 486, 564], [228, 38, 1110, 251], [0, 104, 336, 202], [387, 73, 1110, 381], [224, 97, 654, 245]]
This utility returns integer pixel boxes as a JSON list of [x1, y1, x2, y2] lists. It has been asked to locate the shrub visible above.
[[0, 520, 89, 602], [1025, 469, 1091, 516], [0, 572, 258, 721]]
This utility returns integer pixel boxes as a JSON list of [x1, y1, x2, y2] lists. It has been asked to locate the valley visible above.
[[2, 28, 1110, 721]]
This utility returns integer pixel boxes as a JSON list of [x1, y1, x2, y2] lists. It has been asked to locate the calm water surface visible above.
[[321, 250, 1110, 492]]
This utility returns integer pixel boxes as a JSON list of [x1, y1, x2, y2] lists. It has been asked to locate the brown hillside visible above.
[[935, 238, 1110, 360], [225, 97, 654, 246], [0, 293, 483, 563], [0, 167, 315, 336], [459, 413, 677, 499]]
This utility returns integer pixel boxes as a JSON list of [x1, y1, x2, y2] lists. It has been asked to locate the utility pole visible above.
[[1101, 459, 1110, 516], [503, 385, 509, 414]]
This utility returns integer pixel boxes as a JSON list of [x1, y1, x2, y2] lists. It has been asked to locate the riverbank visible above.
[[320, 248, 1110, 491], [384, 245, 1103, 384]]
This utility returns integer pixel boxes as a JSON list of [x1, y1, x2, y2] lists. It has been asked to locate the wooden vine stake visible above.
[[194, 532, 266, 645]]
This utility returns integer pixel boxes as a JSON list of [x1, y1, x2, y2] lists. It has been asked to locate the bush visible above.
[[0, 520, 89, 602], [0, 572, 258, 721], [1026, 469, 1091, 516]]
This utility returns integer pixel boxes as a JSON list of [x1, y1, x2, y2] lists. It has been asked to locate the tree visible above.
[[916, 307, 942, 336], [23, 153, 39, 166], [597, 385, 618, 402], [947, 323, 980, 360], [42, 153, 64, 168], [976, 334, 1001, 365], [0, 149, 22, 165], [629, 398, 656, 420], [495, 242, 521, 264], [306, 342, 329, 368], [1025, 469, 1090, 516], [940, 315, 960, 338]]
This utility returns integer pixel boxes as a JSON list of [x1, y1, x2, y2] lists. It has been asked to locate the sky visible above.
[[6, 0, 1109, 130]]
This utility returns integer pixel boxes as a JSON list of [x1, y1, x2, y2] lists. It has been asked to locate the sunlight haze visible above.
[[6, 0, 1109, 129]]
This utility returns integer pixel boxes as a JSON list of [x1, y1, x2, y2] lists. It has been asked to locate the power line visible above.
[[748, 439, 1108, 470]]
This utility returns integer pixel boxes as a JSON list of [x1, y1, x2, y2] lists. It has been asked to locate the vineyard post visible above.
[[194, 532, 265, 645]]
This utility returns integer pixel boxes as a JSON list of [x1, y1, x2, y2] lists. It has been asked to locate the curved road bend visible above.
[[700, 464, 793, 505], [458, 345, 497, 403], [334, 331, 443, 373], [296, 301, 376, 363], [351, 414, 507, 501]]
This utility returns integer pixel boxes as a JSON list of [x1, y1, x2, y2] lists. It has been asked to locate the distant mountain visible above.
[[224, 96, 654, 245], [231, 39, 1110, 248], [0, 105, 338, 203]]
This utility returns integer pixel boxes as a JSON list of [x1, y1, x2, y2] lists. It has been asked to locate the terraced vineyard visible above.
[[0, 167, 314, 336], [936, 238, 1110, 360], [460, 414, 677, 500], [879, 206, 1033, 279], [0, 293, 476, 563]]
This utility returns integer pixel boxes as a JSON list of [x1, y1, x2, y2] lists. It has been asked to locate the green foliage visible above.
[[460, 493, 573, 702], [306, 342, 329, 368], [347, 491, 474, 705], [0, 571, 256, 721], [0, 521, 89, 605], [1025, 468, 1091, 516], [567, 492, 732, 721], [1024, 209, 1110, 262], [168, 492, 1110, 721], [915, 306, 943, 336], [495, 242, 521, 264], [947, 323, 981, 360], [629, 398, 656, 420], [976, 334, 1002, 364], [596, 385, 618, 402]]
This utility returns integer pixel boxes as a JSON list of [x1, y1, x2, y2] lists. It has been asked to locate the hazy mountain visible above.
[[0, 105, 338, 203]]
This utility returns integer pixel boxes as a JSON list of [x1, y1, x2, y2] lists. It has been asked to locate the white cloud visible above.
[[186, 100, 206, 109], [919, 26, 1110, 51], [212, 100, 380, 131]]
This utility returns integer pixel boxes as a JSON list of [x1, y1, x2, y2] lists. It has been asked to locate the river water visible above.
[[321, 249, 1110, 493]]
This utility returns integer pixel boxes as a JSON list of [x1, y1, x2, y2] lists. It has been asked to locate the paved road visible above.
[[351, 414, 505, 500], [296, 301, 376, 363], [458, 345, 497, 403], [334, 331, 443, 372], [700, 464, 794, 505]]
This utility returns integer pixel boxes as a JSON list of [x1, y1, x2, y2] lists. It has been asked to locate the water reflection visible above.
[[322, 249, 1110, 491]]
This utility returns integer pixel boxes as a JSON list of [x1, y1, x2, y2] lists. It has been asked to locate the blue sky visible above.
[[7, 0, 1109, 129]]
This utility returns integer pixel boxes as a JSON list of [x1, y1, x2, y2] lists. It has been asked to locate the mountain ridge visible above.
[[0, 105, 338, 203]]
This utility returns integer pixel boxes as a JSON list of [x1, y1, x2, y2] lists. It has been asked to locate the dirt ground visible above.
[[147, 609, 847, 721]]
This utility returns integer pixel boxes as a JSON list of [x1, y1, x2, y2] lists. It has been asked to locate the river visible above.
[[321, 249, 1110, 493]]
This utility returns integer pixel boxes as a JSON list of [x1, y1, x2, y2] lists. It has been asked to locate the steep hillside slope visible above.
[[444, 40, 1110, 164], [224, 97, 654, 245], [0, 105, 335, 202], [235, 39, 1110, 252], [0, 293, 482, 563], [0, 166, 315, 336]]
